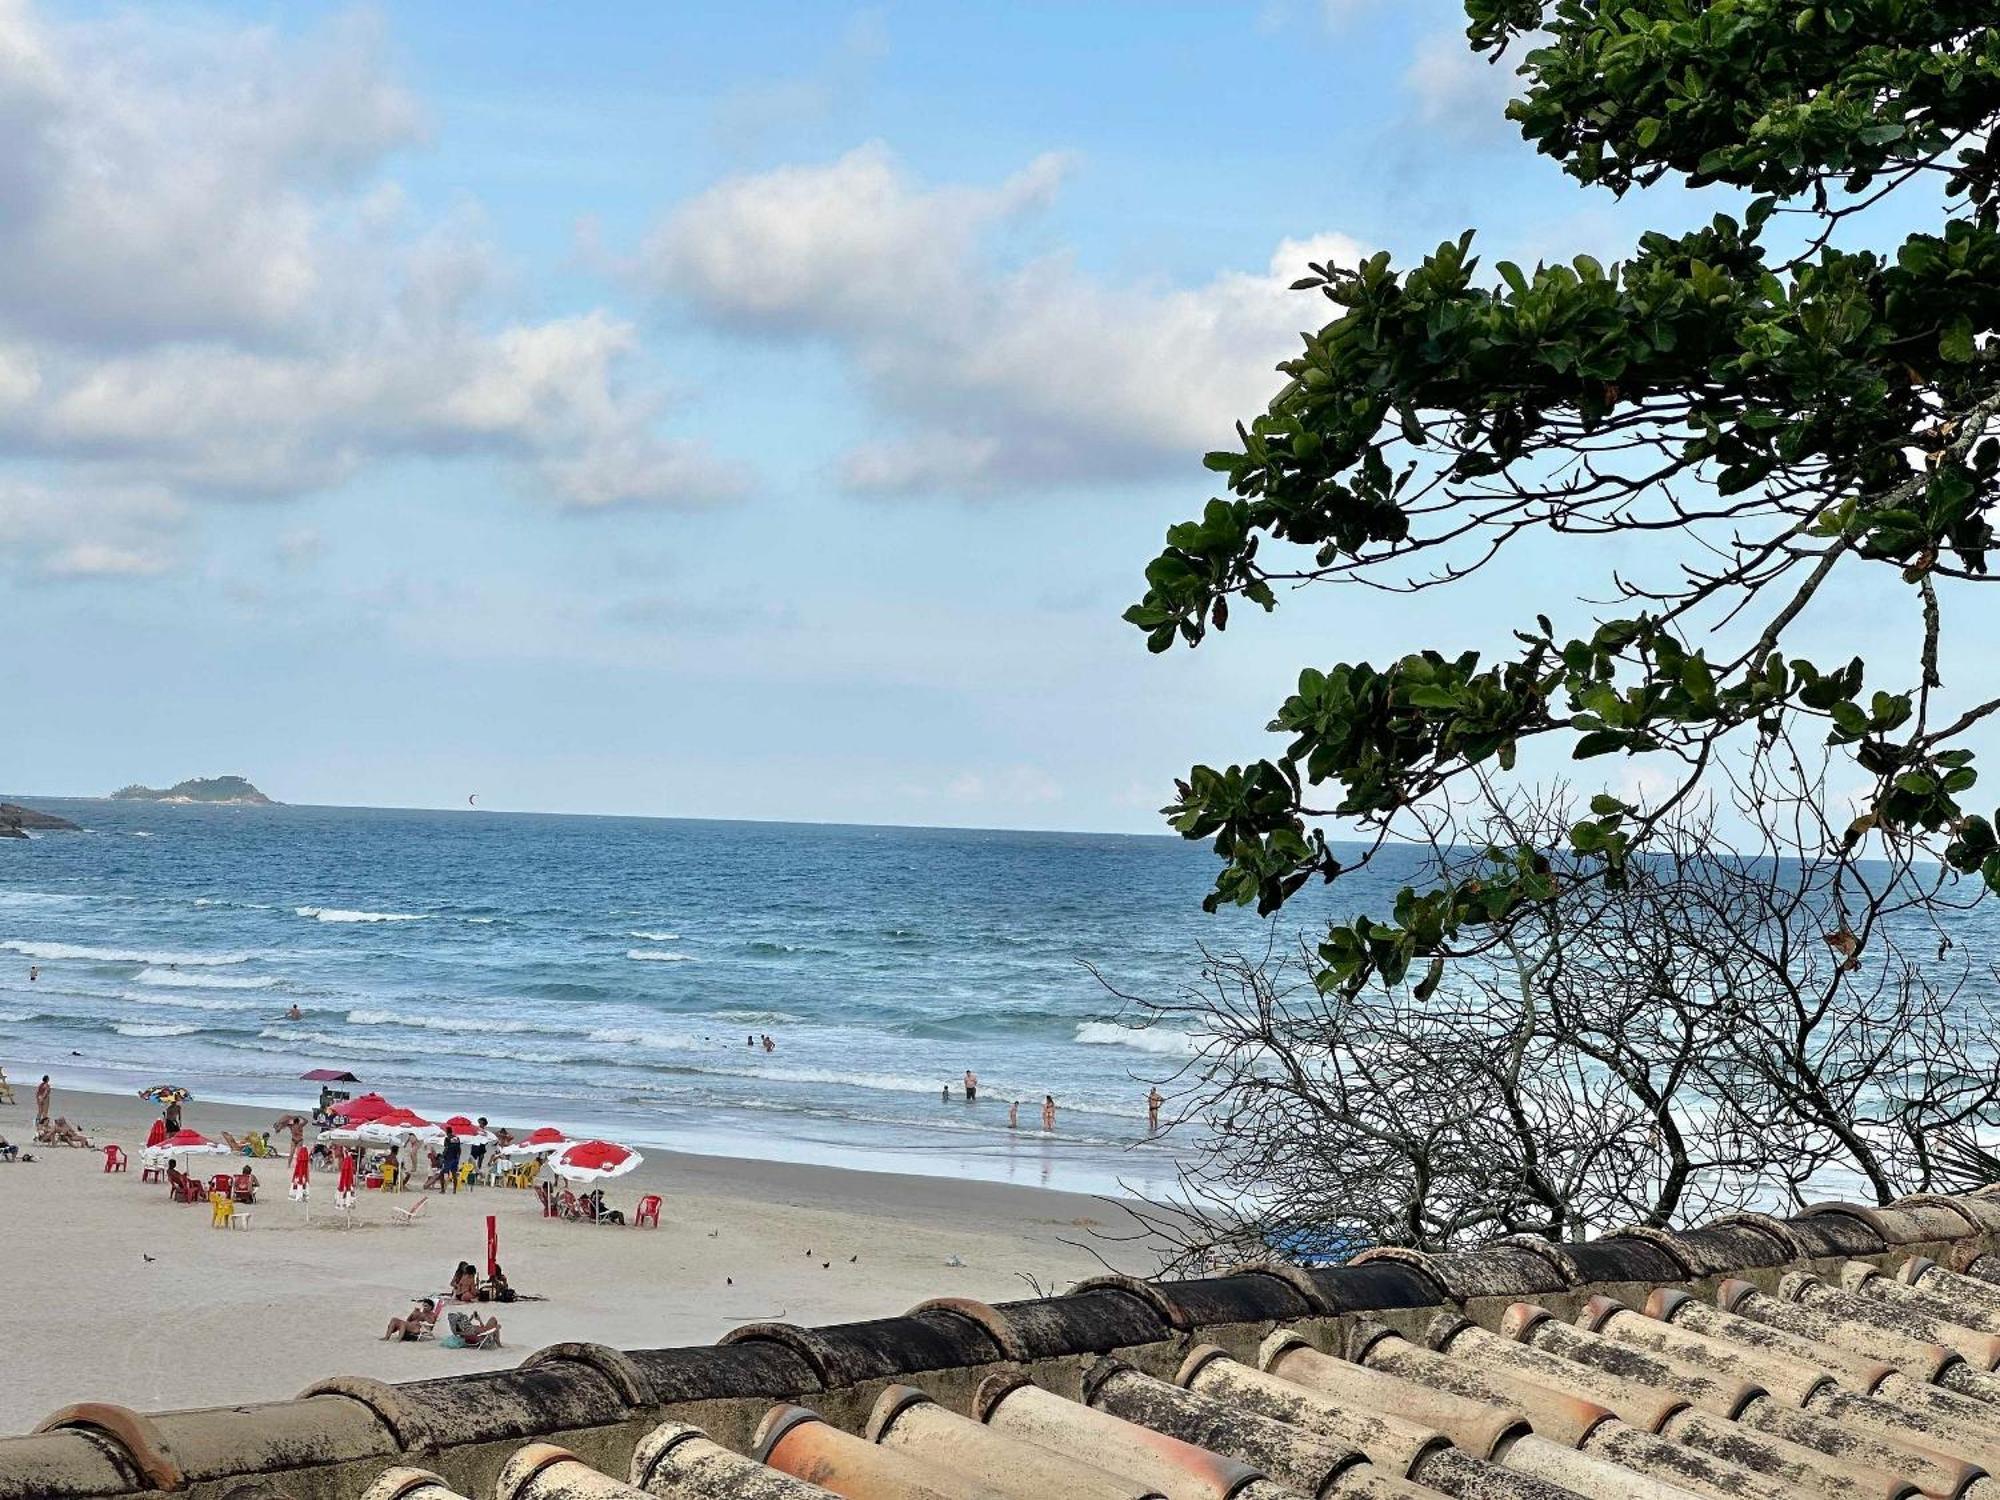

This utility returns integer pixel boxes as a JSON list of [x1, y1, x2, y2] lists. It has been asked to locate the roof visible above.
[[10, 1189, 2000, 1500], [301, 1069, 363, 1083]]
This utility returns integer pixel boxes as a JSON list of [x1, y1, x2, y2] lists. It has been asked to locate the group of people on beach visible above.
[[944, 1070, 1167, 1135], [382, 1259, 512, 1348]]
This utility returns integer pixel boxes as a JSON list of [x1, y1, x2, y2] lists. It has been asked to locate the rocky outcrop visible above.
[[110, 775, 276, 805], [0, 802, 80, 835]]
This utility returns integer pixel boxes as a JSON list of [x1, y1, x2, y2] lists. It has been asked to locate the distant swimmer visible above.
[[1041, 1095, 1056, 1133], [285, 1003, 303, 1021], [963, 1069, 978, 1102], [1147, 1087, 1164, 1133], [941, 1082, 951, 1102], [1008, 1100, 1019, 1130], [761, 1034, 775, 1053], [747, 1034, 755, 1049], [27, 966, 36, 982]]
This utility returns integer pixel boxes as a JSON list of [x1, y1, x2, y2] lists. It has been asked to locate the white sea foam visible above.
[[114, 1021, 200, 1037], [2, 940, 251, 965], [345, 1007, 550, 1035], [122, 990, 265, 1013], [0, 891, 81, 908], [628, 930, 680, 941], [710, 1008, 804, 1025], [1074, 1021, 1204, 1058], [296, 906, 428, 924], [626, 948, 694, 962], [586, 1026, 706, 1051], [138, 968, 276, 990]]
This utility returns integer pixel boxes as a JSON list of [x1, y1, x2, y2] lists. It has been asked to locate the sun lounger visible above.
[[390, 1195, 429, 1226]]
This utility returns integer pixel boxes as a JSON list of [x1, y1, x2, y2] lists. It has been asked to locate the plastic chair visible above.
[[102, 1145, 128, 1174], [140, 1163, 165, 1185], [390, 1195, 428, 1226], [208, 1173, 234, 1198], [633, 1194, 661, 1229], [209, 1191, 233, 1228]]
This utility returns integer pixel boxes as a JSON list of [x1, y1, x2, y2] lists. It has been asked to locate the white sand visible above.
[[0, 1084, 1147, 1435]]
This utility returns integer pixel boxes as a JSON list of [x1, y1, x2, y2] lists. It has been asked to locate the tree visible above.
[[1125, 3, 2000, 997], [1104, 754, 2000, 1264]]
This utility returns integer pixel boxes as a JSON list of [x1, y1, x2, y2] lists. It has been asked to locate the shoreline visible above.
[[0, 1085, 1156, 1435]]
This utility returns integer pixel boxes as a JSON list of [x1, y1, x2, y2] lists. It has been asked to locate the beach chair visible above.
[[233, 1178, 255, 1204], [634, 1194, 661, 1229], [556, 1189, 581, 1222], [390, 1195, 429, 1226], [208, 1173, 234, 1199], [209, 1191, 234, 1229], [168, 1168, 202, 1202], [140, 1162, 165, 1185], [102, 1145, 128, 1174]]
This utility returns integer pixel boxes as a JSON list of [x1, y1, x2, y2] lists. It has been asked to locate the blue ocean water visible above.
[[0, 799, 1342, 1195]]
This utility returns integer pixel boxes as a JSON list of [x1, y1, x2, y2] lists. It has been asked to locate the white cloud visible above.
[[0, 1, 741, 564], [637, 144, 1363, 494], [0, 480, 183, 580], [1403, 28, 1519, 137]]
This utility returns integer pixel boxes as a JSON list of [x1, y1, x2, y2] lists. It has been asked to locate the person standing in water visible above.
[[27, 966, 36, 982], [1041, 1095, 1056, 1132], [963, 1069, 978, 1102], [1147, 1087, 1164, 1133], [35, 1074, 51, 1127], [1007, 1100, 1019, 1130]]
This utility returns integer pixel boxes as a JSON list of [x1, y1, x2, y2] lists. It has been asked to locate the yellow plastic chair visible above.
[[456, 1162, 476, 1188], [209, 1191, 233, 1229], [380, 1158, 398, 1190]]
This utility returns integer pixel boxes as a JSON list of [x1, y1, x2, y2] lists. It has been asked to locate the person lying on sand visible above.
[[381, 1298, 438, 1342], [0, 1137, 17, 1161], [36, 1117, 91, 1148]]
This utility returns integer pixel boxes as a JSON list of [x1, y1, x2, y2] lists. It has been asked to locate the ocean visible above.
[[0, 798, 1332, 1196]]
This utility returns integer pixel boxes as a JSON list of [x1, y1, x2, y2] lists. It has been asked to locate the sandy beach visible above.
[[0, 1082, 1149, 1435]]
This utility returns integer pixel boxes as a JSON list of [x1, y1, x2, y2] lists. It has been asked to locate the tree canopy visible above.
[[1128, 1, 2000, 993]]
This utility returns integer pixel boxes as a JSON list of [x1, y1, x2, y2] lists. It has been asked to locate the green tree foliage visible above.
[[1128, 2, 2000, 992]]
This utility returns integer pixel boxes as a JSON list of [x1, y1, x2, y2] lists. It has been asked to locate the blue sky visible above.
[[0, 1, 1898, 830]]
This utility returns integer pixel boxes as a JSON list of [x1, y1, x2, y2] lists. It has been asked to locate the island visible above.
[[0, 803, 82, 838], [110, 776, 278, 806]]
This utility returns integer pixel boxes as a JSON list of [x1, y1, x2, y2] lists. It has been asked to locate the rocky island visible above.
[[0, 802, 82, 838], [110, 776, 277, 806]]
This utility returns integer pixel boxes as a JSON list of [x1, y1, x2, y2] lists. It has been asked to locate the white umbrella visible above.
[[317, 1125, 366, 1145], [548, 1139, 642, 1182], [142, 1129, 232, 1162], [356, 1118, 442, 1147]]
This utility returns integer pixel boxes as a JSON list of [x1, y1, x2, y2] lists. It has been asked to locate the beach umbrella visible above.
[[498, 1126, 567, 1159], [289, 1145, 310, 1203], [357, 1110, 442, 1146], [439, 1114, 492, 1145], [137, 1084, 191, 1106], [549, 1139, 641, 1182], [335, 1148, 357, 1209], [317, 1125, 365, 1145], [330, 1092, 394, 1123], [142, 1129, 231, 1163]]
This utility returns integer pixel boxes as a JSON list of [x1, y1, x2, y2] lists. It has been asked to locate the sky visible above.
[[0, 1, 1964, 832]]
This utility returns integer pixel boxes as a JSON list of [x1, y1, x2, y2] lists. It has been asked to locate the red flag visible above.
[[486, 1214, 498, 1280]]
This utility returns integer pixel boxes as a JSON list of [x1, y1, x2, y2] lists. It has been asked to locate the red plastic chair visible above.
[[208, 1173, 234, 1198], [102, 1145, 128, 1174], [633, 1194, 661, 1229]]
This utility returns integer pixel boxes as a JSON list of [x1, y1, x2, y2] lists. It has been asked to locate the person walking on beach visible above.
[[1041, 1095, 1056, 1133], [35, 1074, 51, 1127], [963, 1069, 978, 1102], [162, 1096, 182, 1136], [1008, 1100, 1019, 1130], [470, 1117, 490, 1181], [1147, 1087, 1164, 1134]]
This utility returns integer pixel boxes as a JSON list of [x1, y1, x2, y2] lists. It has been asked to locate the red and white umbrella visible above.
[[549, 1139, 641, 1182], [289, 1144, 310, 1202], [439, 1115, 493, 1146], [329, 1092, 395, 1123], [142, 1129, 231, 1162], [335, 1148, 357, 1209], [498, 1126, 567, 1160]]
